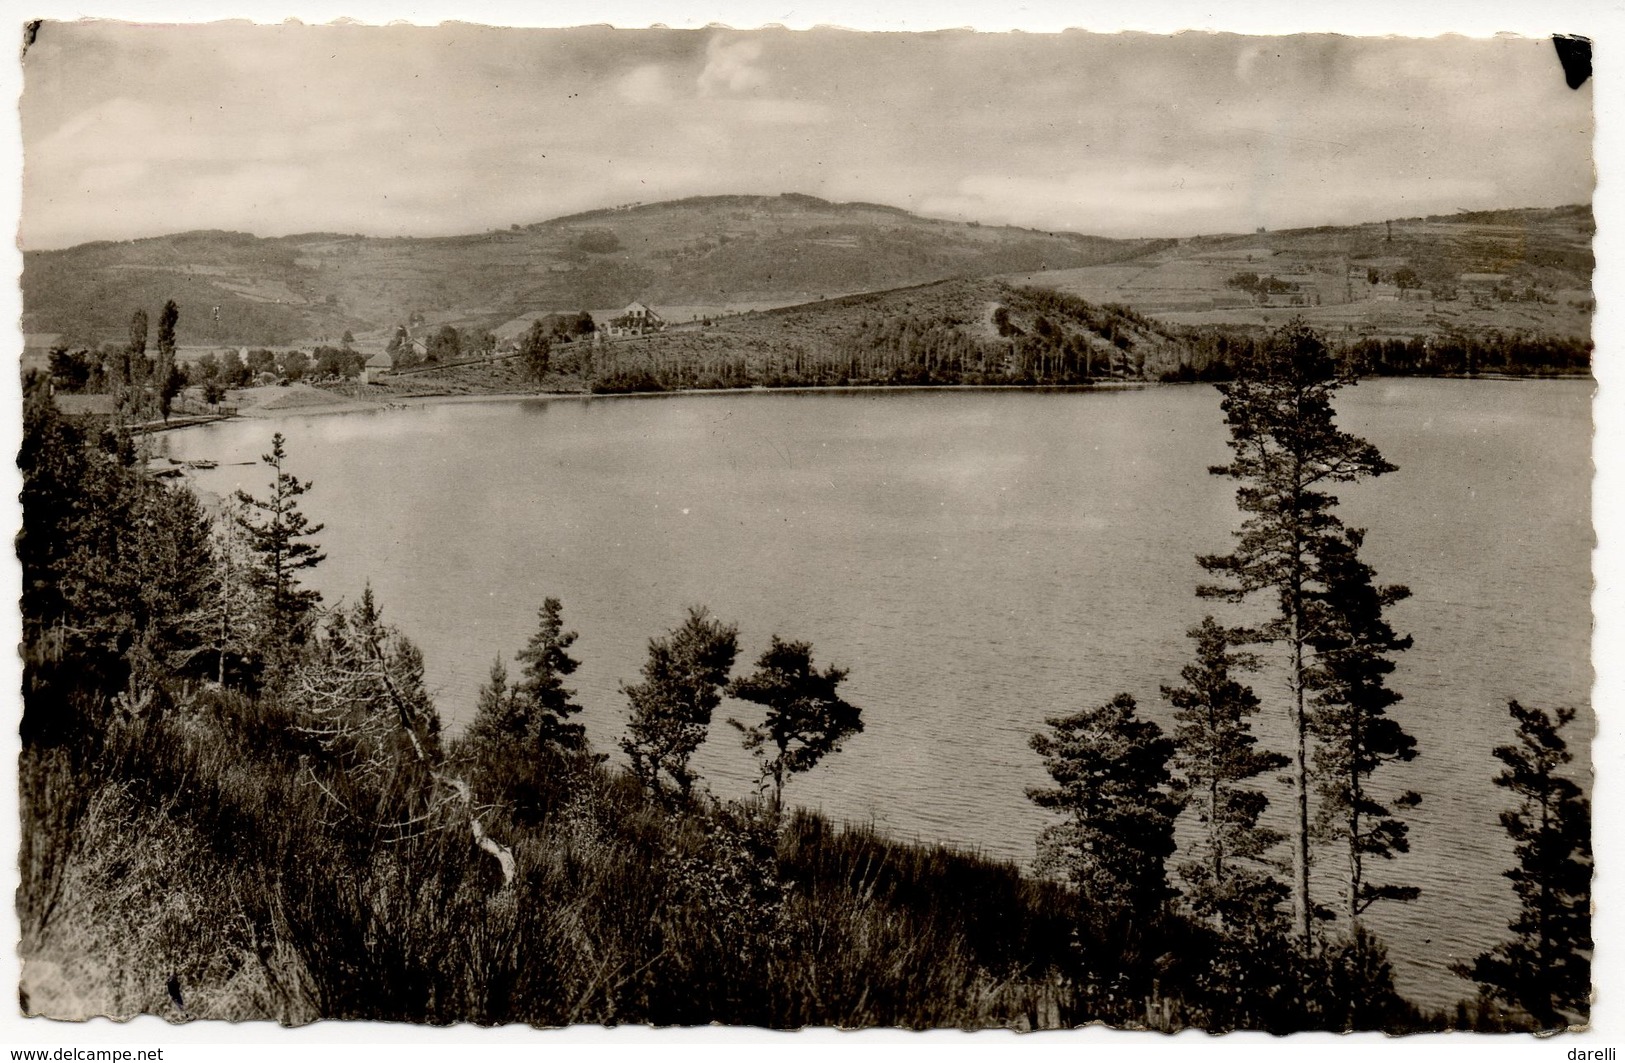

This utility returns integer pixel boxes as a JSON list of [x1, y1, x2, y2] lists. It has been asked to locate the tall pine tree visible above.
[[1198, 320, 1397, 944], [509, 597, 588, 753], [1305, 528, 1420, 931], [234, 433, 325, 646]]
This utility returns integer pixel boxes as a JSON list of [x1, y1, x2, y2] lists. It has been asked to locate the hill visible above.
[[22, 194, 1159, 348], [386, 277, 1184, 395], [1003, 204, 1593, 342], [24, 198, 1591, 355]]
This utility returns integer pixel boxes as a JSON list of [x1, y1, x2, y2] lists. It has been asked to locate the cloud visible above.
[[618, 64, 674, 105], [698, 37, 768, 96], [922, 165, 1238, 233]]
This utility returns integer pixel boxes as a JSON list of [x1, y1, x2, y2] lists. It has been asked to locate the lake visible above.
[[161, 379, 1594, 1011]]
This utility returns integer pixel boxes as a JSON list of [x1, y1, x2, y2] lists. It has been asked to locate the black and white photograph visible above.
[[6, 3, 1614, 1048]]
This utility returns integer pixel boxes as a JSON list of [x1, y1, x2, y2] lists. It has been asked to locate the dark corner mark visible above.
[[1553, 35, 1591, 91], [21, 20, 40, 60]]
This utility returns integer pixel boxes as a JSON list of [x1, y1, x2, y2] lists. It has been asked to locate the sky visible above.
[[17, 21, 1595, 250]]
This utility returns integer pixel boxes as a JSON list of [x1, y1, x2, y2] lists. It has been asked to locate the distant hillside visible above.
[[24, 197, 1591, 352], [22, 194, 1158, 347], [1005, 204, 1593, 341]]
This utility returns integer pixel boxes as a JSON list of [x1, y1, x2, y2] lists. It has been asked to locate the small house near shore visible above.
[[52, 392, 118, 421], [362, 351, 394, 385]]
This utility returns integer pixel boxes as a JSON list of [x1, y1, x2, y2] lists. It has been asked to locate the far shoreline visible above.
[[211, 379, 1162, 426], [189, 371, 1592, 432]]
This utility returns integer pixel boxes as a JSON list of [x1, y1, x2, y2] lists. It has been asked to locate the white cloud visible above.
[[698, 37, 768, 96]]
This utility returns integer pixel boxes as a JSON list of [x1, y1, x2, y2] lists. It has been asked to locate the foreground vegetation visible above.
[[17, 320, 1590, 1031]]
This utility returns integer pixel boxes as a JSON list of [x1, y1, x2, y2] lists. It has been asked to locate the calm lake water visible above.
[[161, 379, 1593, 1012]]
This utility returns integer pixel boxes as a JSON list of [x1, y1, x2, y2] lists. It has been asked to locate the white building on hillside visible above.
[[605, 301, 666, 338]]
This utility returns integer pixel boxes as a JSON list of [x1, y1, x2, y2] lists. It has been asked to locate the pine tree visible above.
[[1305, 528, 1420, 930], [509, 597, 587, 753], [1456, 701, 1591, 1029], [726, 636, 863, 813], [621, 607, 739, 801], [1028, 693, 1182, 985], [234, 432, 325, 644], [1198, 319, 1397, 944], [465, 656, 521, 747], [1163, 617, 1289, 931], [455, 601, 590, 824]]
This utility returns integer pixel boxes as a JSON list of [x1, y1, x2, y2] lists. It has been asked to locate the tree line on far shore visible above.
[[37, 292, 1591, 419], [42, 301, 369, 415], [1160, 326, 1590, 382]]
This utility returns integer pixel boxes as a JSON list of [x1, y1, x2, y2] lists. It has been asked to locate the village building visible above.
[[604, 301, 667, 338], [361, 350, 393, 385], [1458, 272, 1509, 307], [1258, 291, 1313, 308], [51, 392, 118, 421]]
